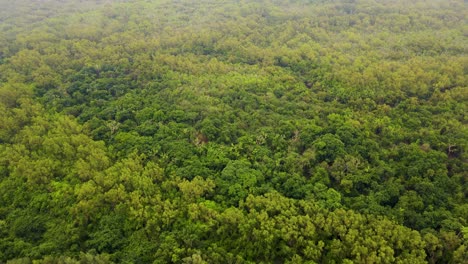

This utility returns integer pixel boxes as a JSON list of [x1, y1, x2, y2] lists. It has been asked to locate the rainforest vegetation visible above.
[[0, 0, 467, 263]]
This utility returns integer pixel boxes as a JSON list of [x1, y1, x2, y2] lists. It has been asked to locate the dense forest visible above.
[[0, 0, 467, 263]]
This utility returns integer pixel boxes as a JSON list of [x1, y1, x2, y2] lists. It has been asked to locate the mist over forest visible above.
[[0, 0, 466, 263]]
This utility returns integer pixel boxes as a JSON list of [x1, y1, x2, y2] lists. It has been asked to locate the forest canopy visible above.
[[0, 0, 467, 263]]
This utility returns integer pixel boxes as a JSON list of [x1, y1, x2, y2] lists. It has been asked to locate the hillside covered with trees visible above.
[[0, 0, 467, 263]]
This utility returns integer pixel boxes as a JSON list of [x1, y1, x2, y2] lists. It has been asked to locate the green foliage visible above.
[[0, 0, 466, 263]]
